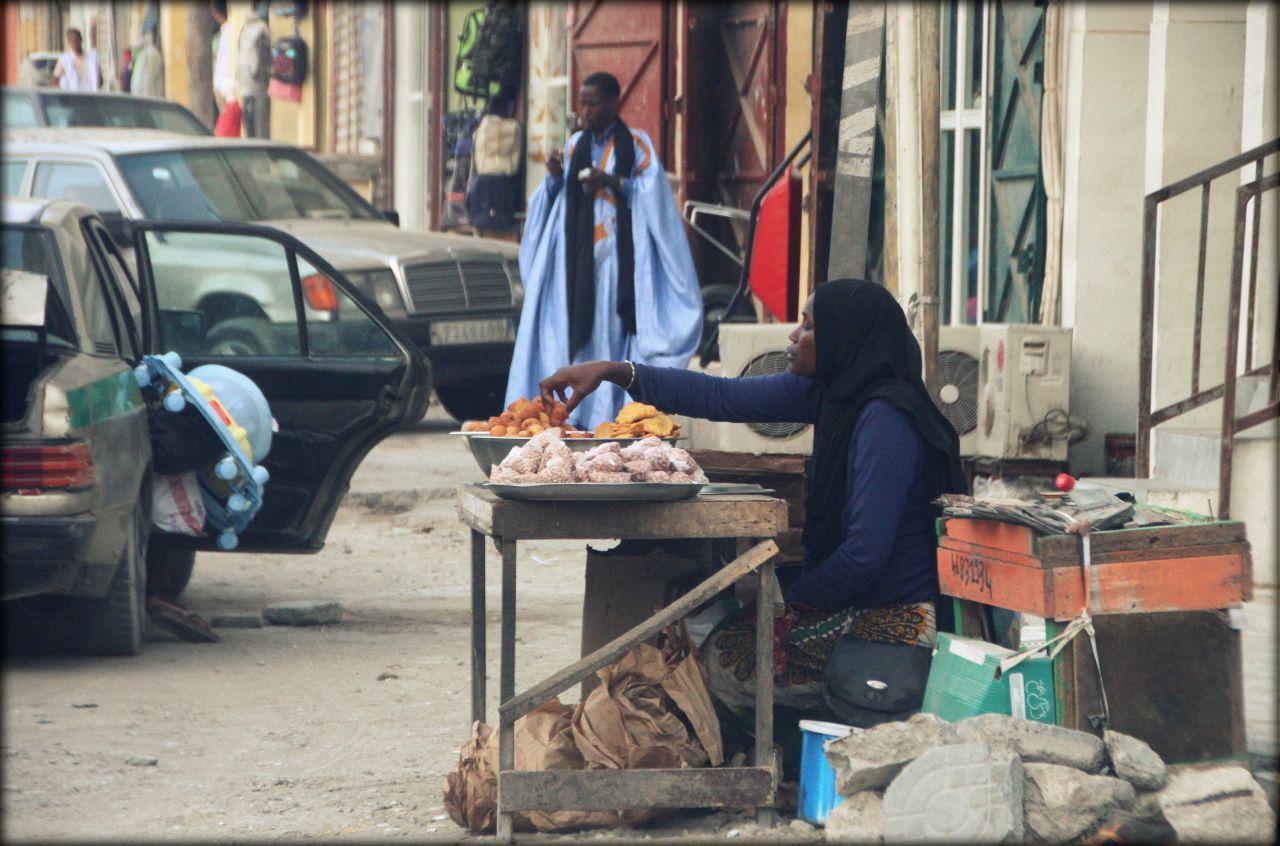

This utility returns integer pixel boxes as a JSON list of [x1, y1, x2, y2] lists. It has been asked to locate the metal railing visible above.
[[1138, 138, 1280, 518]]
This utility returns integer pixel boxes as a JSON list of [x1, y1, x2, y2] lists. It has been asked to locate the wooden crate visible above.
[[941, 517, 1252, 764], [937, 518, 1252, 617]]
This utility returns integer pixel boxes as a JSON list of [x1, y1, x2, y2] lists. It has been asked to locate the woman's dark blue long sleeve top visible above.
[[631, 364, 939, 612]]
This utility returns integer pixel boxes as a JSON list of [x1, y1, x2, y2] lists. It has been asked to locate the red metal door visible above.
[[708, 1, 782, 211], [569, 1, 668, 163]]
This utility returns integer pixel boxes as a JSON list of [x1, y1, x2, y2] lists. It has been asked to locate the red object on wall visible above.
[[748, 165, 801, 322]]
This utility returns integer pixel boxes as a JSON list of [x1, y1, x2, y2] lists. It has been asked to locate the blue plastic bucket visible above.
[[797, 719, 859, 825]]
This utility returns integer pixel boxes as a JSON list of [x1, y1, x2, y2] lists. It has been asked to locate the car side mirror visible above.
[[100, 213, 135, 249], [381, 209, 400, 227]]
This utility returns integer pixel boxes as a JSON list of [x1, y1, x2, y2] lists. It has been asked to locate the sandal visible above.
[[148, 597, 221, 644]]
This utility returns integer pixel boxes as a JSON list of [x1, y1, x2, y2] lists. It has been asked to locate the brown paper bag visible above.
[[443, 720, 498, 833]]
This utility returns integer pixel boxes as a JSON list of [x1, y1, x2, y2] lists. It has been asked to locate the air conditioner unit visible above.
[[937, 325, 981, 457], [686, 323, 813, 455], [977, 325, 1073, 461]]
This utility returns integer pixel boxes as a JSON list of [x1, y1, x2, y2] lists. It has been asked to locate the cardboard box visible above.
[[922, 632, 1056, 725]]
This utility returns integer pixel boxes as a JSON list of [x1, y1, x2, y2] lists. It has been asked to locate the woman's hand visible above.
[[539, 360, 631, 418]]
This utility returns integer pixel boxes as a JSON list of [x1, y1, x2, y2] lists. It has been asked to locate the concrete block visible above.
[[955, 713, 1105, 772], [824, 791, 884, 844], [824, 714, 959, 795], [883, 742, 1023, 843], [1023, 762, 1136, 843], [1158, 766, 1277, 844], [262, 600, 344, 626], [1105, 729, 1168, 790]]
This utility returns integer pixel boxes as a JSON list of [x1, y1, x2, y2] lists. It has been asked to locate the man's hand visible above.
[[580, 168, 622, 195], [539, 360, 630, 418], [546, 149, 564, 178]]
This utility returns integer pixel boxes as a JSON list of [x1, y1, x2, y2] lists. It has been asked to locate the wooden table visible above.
[[456, 485, 789, 841]]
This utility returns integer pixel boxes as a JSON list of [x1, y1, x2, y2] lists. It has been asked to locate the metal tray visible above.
[[484, 482, 704, 502], [454, 432, 681, 477]]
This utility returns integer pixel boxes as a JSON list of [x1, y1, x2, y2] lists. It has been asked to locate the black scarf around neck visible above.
[[564, 119, 636, 356], [802, 279, 968, 565]]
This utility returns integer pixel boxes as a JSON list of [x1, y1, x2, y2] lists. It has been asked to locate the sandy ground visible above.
[[4, 402, 1275, 842], [2, 403, 816, 843]]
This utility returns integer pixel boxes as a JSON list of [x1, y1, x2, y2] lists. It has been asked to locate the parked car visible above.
[[4, 127, 523, 421], [1, 197, 431, 655], [16, 54, 61, 88], [3, 86, 212, 136]]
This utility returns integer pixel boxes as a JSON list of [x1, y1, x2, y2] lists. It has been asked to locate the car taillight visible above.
[[1, 442, 96, 490], [302, 273, 339, 312]]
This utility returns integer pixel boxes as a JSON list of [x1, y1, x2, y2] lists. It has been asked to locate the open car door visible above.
[[131, 222, 431, 552]]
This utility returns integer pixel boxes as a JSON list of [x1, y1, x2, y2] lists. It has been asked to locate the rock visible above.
[[127, 756, 158, 767], [955, 713, 1105, 772], [262, 601, 343, 626], [210, 612, 264, 629], [824, 791, 883, 844], [1158, 766, 1277, 844], [1104, 729, 1168, 790], [1132, 790, 1163, 820], [787, 819, 816, 833], [883, 742, 1023, 843], [825, 714, 959, 795], [1023, 762, 1136, 843]]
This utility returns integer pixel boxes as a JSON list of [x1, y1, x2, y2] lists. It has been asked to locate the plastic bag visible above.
[[151, 473, 206, 536]]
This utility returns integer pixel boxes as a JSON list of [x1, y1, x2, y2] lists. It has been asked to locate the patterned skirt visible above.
[[700, 601, 936, 714]]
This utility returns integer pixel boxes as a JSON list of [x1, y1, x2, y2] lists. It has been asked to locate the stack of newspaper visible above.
[[936, 493, 1135, 535]]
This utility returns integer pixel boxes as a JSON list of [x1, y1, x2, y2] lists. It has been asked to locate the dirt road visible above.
[[5, 403, 803, 842]]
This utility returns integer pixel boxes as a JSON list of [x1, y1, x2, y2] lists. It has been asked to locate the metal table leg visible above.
[[754, 559, 777, 828], [497, 537, 518, 842], [470, 529, 486, 724]]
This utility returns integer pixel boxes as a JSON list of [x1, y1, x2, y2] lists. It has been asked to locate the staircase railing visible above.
[[1138, 138, 1280, 518]]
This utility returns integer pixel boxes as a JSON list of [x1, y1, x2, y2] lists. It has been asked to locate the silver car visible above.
[[4, 128, 524, 421], [2, 197, 430, 655]]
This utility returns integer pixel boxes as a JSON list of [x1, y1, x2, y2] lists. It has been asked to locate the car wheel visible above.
[[146, 541, 196, 601], [70, 505, 147, 656], [205, 317, 280, 357], [436, 375, 508, 423], [700, 283, 757, 363]]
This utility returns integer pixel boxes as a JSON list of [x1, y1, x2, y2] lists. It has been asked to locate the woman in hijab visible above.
[[539, 278, 966, 715]]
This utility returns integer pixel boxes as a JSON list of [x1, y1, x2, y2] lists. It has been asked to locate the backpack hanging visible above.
[[453, 8, 488, 98], [270, 36, 308, 85], [468, 2, 522, 101]]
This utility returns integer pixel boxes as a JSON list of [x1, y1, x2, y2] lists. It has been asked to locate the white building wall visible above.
[[391, 4, 433, 231], [1144, 2, 1249, 427], [1060, 2, 1152, 475]]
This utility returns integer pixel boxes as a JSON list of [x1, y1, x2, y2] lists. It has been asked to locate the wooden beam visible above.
[[498, 767, 776, 812], [499, 540, 780, 720]]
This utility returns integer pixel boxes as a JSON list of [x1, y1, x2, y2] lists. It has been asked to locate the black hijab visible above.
[[802, 279, 968, 564], [564, 120, 636, 356]]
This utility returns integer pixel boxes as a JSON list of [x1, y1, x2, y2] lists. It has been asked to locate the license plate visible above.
[[429, 318, 516, 346]]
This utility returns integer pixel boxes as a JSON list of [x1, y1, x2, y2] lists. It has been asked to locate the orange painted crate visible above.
[[937, 517, 1252, 618]]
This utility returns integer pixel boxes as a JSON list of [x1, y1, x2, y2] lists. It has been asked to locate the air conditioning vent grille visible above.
[[739, 350, 808, 439], [936, 349, 979, 435]]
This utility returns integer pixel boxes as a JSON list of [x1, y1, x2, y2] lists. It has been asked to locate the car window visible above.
[[3, 160, 30, 196], [2, 92, 38, 128], [143, 230, 303, 357], [117, 148, 377, 222], [31, 161, 120, 214], [0, 227, 76, 347], [39, 94, 210, 136], [116, 150, 250, 221], [297, 258, 400, 358], [83, 221, 141, 359]]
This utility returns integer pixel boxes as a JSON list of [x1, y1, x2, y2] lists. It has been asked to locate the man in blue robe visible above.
[[507, 71, 702, 428]]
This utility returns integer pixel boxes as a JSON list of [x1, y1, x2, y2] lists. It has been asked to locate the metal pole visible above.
[[917, 2, 941, 398]]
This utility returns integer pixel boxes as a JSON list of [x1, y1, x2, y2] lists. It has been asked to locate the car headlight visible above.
[[350, 269, 406, 317]]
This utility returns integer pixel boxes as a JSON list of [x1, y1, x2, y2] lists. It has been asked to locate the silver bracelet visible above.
[[624, 360, 637, 391]]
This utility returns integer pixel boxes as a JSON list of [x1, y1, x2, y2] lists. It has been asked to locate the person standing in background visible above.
[[52, 28, 100, 91], [118, 47, 133, 93], [211, 0, 242, 136], [237, 2, 271, 139], [130, 28, 164, 98]]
